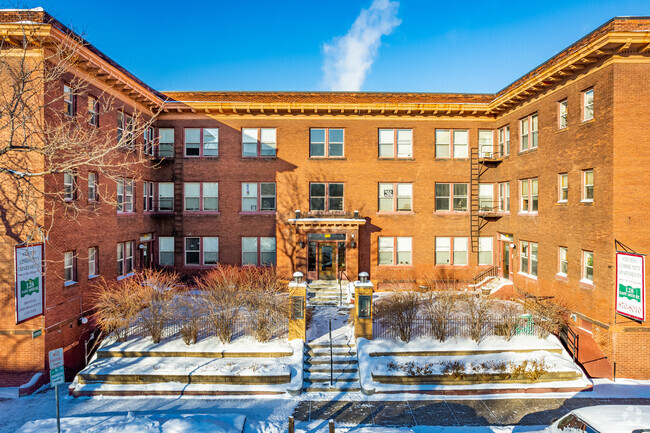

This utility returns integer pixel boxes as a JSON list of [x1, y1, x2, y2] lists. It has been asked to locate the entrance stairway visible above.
[[307, 280, 351, 307], [303, 342, 360, 393]]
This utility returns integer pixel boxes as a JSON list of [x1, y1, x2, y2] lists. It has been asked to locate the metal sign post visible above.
[[49, 348, 64, 433]]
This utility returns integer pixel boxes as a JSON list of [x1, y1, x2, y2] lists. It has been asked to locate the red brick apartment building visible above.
[[1, 10, 649, 384]]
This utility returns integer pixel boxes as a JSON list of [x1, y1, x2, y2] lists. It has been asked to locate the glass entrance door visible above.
[[319, 242, 336, 280], [502, 242, 510, 279]]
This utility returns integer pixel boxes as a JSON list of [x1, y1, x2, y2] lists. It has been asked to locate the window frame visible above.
[[558, 246, 568, 277], [184, 236, 220, 266], [478, 236, 494, 266], [582, 169, 594, 202], [582, 250, 594, 284], [583, 88, 594, 122], [143, 181, 154, 212], [435, 182, 468, 212], [435, 236, 469, 266], [117, 111, 135, 150], [63, 250, 76, 284], [158, 128, 175, 158], [519, 240, 538, 278], [378, 128, 413, 159], [378, 182, 413, 212], [117, 178, 135, 213], [241, 182, 277, 213], [143, 126, 155, 156], [377, 236, 412, 266], [241, 236, 276, 266], [88, 95, 98, 126], [184, 127, 219, 158], [558, 99, 568, 129], [183, 182, 219, 212], [478, 130, 495, 158], [519, 177, 539, 214], [242, 127, 277, 158], [63, 171, 76, 201], [63, 84, 75, 117], [519, 113, 538, 151], [309, 128, 344, 158], [498, 182, 510, 212], [435, 129, 469, 159], [558, 173, 568, 203], [309, 182, 344, 212], [498, 125, 510, 157], [158, 182, 174, 212], [158, 236, 175, 266], [88, 246, 98, 278], [87, 172, 98, 202], [117, 241, 134, 278]]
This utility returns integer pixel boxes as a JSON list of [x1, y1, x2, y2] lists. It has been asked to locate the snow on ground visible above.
[[297, 428, 543, 433], [364, 335, 564, 354], [0, 387, 18, 399], [307, 304, 353, 346]]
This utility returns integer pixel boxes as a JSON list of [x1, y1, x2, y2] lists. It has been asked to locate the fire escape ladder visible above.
[[470, 147, 481, 253]]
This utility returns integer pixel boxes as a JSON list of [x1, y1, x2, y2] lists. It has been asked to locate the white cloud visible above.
[[322, 0, 401, 91]]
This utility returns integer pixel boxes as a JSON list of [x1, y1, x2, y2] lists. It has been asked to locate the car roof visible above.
[[570, 405, 650, 432]]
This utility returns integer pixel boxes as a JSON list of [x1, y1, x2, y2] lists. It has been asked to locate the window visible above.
[[117, 241, 134, 277], [478, 184, 494, 211], [435, 237, 468, 266], [242, 128, 276, 157], [520, 178, 538, 213], [558, 174, 568, 202], [158, 128, 175, 158], [242, 237, 276, 266], [310, 128, 344, 158], [478, 237, 493, 265], [64, 251, 76, 283], [478, 130, 494, 158], [520, 114, 538, 151], [558, 100, 568, 129], [203, 237, 219, 265], [583, 89, 594, 121], [117, 112, 134, 149], [378, 129, 412, 158], [184, 237, 219, 266], [498, 125, 510, 156], [498, 182, 510, 212], [88, 247, 98, 278], [158, 182, 174, 211], [378, 237, 412, 266], [88, 96, 98, 126], [435, 129, 468, 158], [242, 182, 276, 212], [159, 237, 174, 266], [184, 182, 219, 211], [88, 172, 97, 202], [184, 128, 219, 157], [117, 178, 134, 212], [143, 127, 154, 156], [520, 241, 538, 277], [63, 84, 75, 116], [185, 237, 200, 265], [582, 170, 593, 202], [435, 183, 468, 212], [309, 183, 344, 212], [582, 250, 594, 283], [558, 247, 568, 276], [63, 171, 76, 201], [143, 181, 154, 211], [378, 183, 412, 212]]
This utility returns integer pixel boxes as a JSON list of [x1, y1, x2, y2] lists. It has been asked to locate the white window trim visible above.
[[435, 183, 469, 212], [557, 246, 568, 278], [583, 88, 594, 122], [581, 250, 594, 285], [581, 169, 594, 203], [558, 173, 568, 203], [378, 129, 413, 158], [242, 127, 277, 158], [378, 236, 412, 266], [309, 128, 345, 158], [88, 247, 98, 279], [435, 129, 469, 159], [435, 236, 469, 266]]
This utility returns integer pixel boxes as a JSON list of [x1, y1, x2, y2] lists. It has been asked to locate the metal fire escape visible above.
[[470, 145, 504, 253]]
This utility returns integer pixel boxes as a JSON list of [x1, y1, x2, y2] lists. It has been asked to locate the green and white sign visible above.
[[15, 244, 44, 324], [50, 366, 64, 387], [616, 252, 645, 322]]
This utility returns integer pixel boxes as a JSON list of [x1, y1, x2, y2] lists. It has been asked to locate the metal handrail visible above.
[[472, 265, 499, 286]]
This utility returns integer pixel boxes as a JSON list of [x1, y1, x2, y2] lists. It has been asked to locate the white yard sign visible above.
[[616, 252, 646, 322], [15, 244, 44, 324]]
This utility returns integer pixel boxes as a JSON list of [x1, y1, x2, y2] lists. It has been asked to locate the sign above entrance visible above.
[[308, 233, 346, 241], [616, 252, 645, 322]]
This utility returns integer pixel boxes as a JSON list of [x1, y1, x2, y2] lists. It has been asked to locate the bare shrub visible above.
[[422, 291, 456, 342], [197, 265, 244, 344], [137, 270, 181, 344], [464, 294, 492, 342], [495, 301, 524, 341], [508, 359, 549, 382], [526, 299, 568, 338], [441, 360, 466, 379], [243, 267, 288, 343], [180, 315, 199, 346], [92, 278, 140, 342], [175, 292, 201, 346], [375, 292, 421, 343]]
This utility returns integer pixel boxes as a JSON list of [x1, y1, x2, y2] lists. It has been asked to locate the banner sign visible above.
[[15, 243, 44, 324], [616, 252, 645, 322]]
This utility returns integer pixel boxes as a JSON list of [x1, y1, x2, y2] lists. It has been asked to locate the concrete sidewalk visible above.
[[293, 397, 650, 428]]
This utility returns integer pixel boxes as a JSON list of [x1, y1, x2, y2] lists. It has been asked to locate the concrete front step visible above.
[[77, 372, 290, 385], [307, 343, 356, 350], [305, 358, 358, 365], [71, 382, 287, 397], [303, 383, 361, 393], [306, 350, 357, 358], [307, 367, 358, 373], [304, 372, 359, 382]]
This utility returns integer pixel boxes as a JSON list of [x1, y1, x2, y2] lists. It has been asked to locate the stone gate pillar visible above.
[[288, 272, 307, 341], [354, 271, 374, 340]]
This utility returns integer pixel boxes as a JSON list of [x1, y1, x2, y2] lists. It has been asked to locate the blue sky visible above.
[[24, 0, 650, 93]]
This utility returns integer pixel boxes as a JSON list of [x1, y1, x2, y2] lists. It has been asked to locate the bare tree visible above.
[[0, 12, 161, 247]]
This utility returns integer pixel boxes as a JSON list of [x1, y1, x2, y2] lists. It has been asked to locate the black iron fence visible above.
[[372, 314, 536, 341]]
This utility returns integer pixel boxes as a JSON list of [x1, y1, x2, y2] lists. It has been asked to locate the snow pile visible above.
[[16, 413, 246, 433], [365, 335, 564, 354]]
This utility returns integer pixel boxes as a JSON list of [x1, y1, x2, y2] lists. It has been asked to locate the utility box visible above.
[[354, 272, 374, 340], [288, 272, 307, 341]]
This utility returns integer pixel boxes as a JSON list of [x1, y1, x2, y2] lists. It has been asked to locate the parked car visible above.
[[536, 405, 650, 433]]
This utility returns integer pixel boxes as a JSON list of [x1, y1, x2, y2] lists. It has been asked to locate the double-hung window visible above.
[[310, 128, 344, 158], [478, 130, 494, 158], [242, 128, 277, 157], [117, 112, 134, 149], [558, 100, 568, 129], [520, 241, 538, 277], [117, 178, 134, 212], [242, 237, 276, 266], [117, 241, 134, 277], [88, 172, 97, 202], [158, 182, 174, 211], [309, 183, 344, 212], [64, 251, 76, 284], [143, 127, 155, 156], [520, 178, 538, 213], [185, 237, 219, 266], [478, 184, 494, 211], [435, 237, 468, 266], [520, 114, 538, 151], [378, 183, 412, 212], [558, 173, 568, 202], [582, 170, 593, 202], [184, 128, 219, 157], [158, 237, 174, 266], [498, 125, 510, 156], [478, 237, 493, 265], [378, 237, 412, 266], [558, 247, 568, 276], [143, 181, 154, 211], [158, 128, 175, 158], [242, 182, 276, 212], [378, 129, 412, 158], [184, 182, 219, 211], [88, 247, 98, 278], [583, 89, 594, 121], [88, 96, 98, 126], [63, 84, 75, 116], [582, 251, 594, 284], [63, 171, 76, 201], [435, 183, 468, 212], [435, 129, 468, 158], [498, 182, 510, 212]]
